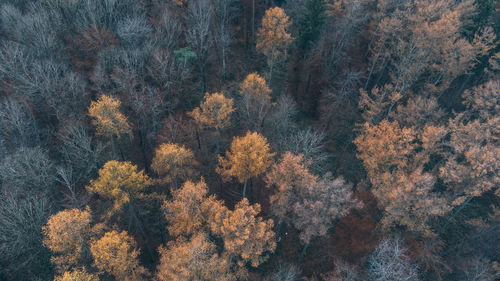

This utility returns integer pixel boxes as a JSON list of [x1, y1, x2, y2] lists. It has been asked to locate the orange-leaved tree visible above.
[[156, 233, 234, 281], [162, 179, 223, 238], [90, 230, 147, 281], [42, 207, 92, 272], [210, 198, 276, 269]]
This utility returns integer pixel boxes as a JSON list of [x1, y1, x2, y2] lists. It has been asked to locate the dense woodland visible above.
[[0, 0, 498, 280]]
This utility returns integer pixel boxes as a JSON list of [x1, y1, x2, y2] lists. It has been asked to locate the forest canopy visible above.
[[0, 0, 498, 280]]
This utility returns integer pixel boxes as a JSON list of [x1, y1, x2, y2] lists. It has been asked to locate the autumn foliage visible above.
[[0, 0, 497, 280]]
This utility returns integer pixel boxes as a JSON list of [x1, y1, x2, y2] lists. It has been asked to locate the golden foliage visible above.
[[217, 131, 274, 183], [88, 95, 132, 139], [210, 198, 276, 268], [256, 7, 293, 63], [90, 230, 147, 281], [54, 268, 99, 281], [162, 179, 223, 237], [240, 73, 272, 101], [151, 143, 197, 187], [42, 207, 92, 272], [189, 92, 234, 130], [87, 161, 152, 211], [156, 233, 234, 281], [239, 73, 272, 130]]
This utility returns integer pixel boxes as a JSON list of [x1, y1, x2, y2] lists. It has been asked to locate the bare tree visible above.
[[0, 191, 53, 280], [58, 123, 108, 185], [0, 147, 55, 195], [185, 0, 213, 90], [283, 128, 329, 174], [367, 237, 419, 281], [458, 257, 500, 281], [266, 263, 301, 281], [213, 0, 236, 81], [0, 97, 40, 149], [156, 10, 182, 51], [117, 16, 152, 48]]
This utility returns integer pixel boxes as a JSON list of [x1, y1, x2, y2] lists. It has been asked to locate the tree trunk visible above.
[[242, 176, 248, 198], [110, 132, 116, 159], [252, 0, 255, 45], [216, 127, 221, 155], [298, 243, 309, 265], [439, 196, 473, 235]]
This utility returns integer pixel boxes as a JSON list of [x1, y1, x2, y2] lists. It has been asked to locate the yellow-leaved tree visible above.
[[239, 73, 272, 131], [42, 207, 92, 272], [156, 233, 234, 281], [151, 143, 197, 189], [217, 131, 274, 198], [90, 230, 147, 281], [210, 198, 276, 268], [256, 7, 293, 81], [88, 94, 132, 157], [87, 160, 152, 211], [189, 92, 235, 153], [54, 268, 99, 281]]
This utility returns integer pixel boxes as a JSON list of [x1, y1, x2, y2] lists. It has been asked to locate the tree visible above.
[[90, 230, 147, 281], [213, 0, 237, 81], [88, 94, 132, 158], [297, 0, 326, 50], [239, 72, 272, 131], [54, 268, 99, 281], [375, 169, 450, 236], [162, 179, 222, 237], [185, 0, 213, 90], [256, 7, 293, 82], [58, 123, 108, 189], [42, 207, 92, 272], [0, 146, 55, 195], [363, 0, 494, 120], [87, 161, 152, 211], [156, 233, 234, 281], [0, 97, 40, 149], [265, 152, 360, 261], [265, 263, 301, 281], [354, 120, 451, 236], [151, 143, 197, 189], [189, 92, 235, 154], [367, 237, 420, 281], [210, 198, 276, 268], [0, 192, 53, 280], [353, 120, 415, 185], [439, 80, 499, 214], [217, 131, 275, 198]]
